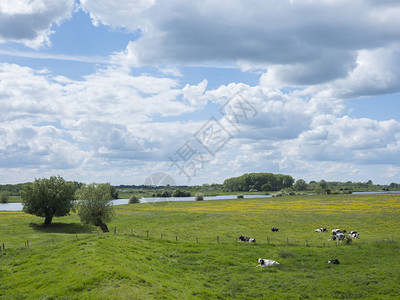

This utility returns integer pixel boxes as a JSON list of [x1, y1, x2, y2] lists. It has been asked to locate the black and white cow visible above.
[[331, 232, 345, 241], [257, 258, 280, 267], [332, 229, 346, 235], [239, 235, 256, 243], [328, 259, 340, 264], [315, 228, 327, 232], [271, 227, 280, 232], [348, 231, 359, 238]]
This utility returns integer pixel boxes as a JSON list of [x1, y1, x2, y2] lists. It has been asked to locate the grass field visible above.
[[1, 194, 400, 299]]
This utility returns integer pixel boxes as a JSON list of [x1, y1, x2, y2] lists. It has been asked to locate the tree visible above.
[[110, 185, 119, 199], [293, 179, 307, 191], [314, 186, 324, 194], [129, 194, 140, 204], [195, 192, 204, 201], [75, 183, 115, 232], [319, 180, 328, 189], [21, 176, 75, 227], [0, 191, 10, 203]]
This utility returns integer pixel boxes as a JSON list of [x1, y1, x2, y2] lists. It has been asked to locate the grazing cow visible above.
[[331, 232, 345, 241], [332, 229, 346, 235], [349, 231, 359, 238], [315, 228, 327, 233], [239, 235, 256, 243], [328, 259, 340, 264], [271, 227, 280, 232], [258, 258, 280, 267]]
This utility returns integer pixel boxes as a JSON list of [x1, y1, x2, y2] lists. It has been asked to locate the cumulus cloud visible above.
[[0, 0, 74, 48], [295, 45, 400, 100], [99, 0, 400, 90], [0, 63, 208, 175]]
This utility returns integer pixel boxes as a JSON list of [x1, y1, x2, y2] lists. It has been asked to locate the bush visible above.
[[0, 191, 10, 203], [195, 193, 204, 201], [237, 194, 244, 199], [345, 235, 353, 245], [171, 189, 191, 197], [129, 195, 140, 204]]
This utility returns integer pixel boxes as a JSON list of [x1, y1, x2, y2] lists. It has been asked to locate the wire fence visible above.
[[2, 226, 389, 253]]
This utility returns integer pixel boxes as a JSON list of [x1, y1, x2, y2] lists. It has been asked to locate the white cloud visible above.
[[0, 63, 208, 177], [101, 1, 400, 82], [0, 0, 74, 48], [80, 0, 155, 28], [294, 45, 400, 100]]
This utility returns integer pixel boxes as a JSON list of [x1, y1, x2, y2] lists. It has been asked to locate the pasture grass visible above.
[[1, 194, 400, 299]]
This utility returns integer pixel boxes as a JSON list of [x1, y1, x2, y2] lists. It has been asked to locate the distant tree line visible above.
[[294, 179, 395, 193], [223, 173, 295, 192], [152, 189, 192, 198]]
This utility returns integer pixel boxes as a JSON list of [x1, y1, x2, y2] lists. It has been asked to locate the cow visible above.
[[328, 259, 340, 264], [257, 258, 280, 267], [349, 231, 359, 238], [239, 235, 256, 243], [271, 227, 280, 232], [331, 232, 345, 242], [315, 228, 327, 232], [332, 229, 346, 235]]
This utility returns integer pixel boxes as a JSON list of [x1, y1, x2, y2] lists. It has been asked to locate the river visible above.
[[0, 194, 272, 211]]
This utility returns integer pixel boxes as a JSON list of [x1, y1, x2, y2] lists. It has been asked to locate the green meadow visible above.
[[1, 194, 400, 299]]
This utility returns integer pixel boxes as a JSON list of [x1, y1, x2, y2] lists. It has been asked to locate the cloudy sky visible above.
[[1, 0, 400, 186]]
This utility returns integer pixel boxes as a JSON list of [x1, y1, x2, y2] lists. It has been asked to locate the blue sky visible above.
[[0, 0, 400, 186]]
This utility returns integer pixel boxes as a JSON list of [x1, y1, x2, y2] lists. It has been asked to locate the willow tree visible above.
[[75, 183, 115, 232], [21, 176, 75, 227]]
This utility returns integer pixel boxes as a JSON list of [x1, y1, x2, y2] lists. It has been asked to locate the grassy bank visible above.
[[1, 194, 400, 299]]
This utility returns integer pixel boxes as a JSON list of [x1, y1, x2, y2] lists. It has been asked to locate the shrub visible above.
[[345, 235, 353, 245], [129, 194, 140, 204], [195, 193, 204, 201], [0, 191, 10, 203], [237, 194, 244, 199], [171, 189, 191, 197]]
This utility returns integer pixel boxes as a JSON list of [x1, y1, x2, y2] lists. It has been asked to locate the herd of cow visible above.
[[315, 228, 360, 241], [239, 227, 360, 267]]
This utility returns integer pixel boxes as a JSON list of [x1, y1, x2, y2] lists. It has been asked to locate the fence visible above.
[[1, 226, 386, 253]]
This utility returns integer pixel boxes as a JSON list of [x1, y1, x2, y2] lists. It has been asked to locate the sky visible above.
[[0, 0, 400, 186]]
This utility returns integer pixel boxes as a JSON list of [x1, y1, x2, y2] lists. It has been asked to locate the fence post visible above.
[[267, 236, 270, 244], [196, 237, 198, 243], [146, 231, 149, 238], [114, 227, 116, 234], [287, 238, 289, 245], [176, 236, 178, 242], [27, 240, 29, 248], [306, 240, 309, 247], [217, 236, 219, 244], [161, 233, 163, 239]]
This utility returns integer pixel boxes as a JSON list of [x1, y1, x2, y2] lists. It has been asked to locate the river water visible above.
[[0, 194, 272, 211]]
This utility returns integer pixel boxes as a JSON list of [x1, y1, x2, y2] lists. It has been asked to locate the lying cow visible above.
[[271, 227, 280, 232], [239, 235, 256, 243], [315, 228, 327, 232], [328, 259, 340, 264], [257, 258, 280, 267], [349, 231, 359, 238]]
